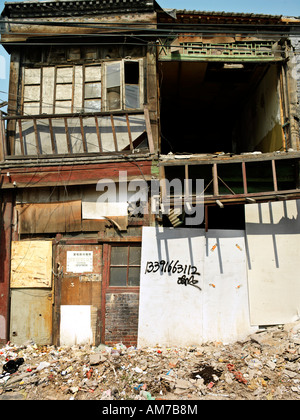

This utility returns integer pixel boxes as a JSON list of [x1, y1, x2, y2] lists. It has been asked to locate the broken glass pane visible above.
[[125, 85, 140, 109], [107, 87, 121, 110]]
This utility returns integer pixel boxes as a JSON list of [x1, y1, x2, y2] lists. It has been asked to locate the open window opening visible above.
[[159, 61, 286, 155], [104, 59, 143, 111]]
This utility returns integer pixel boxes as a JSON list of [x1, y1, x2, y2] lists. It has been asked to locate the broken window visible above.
[[109, 245, 141, 287], [124, 61, 140, 109], [104, 59, 143, 111]]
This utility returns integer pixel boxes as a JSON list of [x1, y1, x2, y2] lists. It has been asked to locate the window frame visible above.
[[22, 63, 102, 115], [103, 59, 144, 112], [105, 243, 141, 290]]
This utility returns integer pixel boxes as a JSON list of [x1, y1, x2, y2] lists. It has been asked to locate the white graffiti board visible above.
[[138, 227, 256, 347]]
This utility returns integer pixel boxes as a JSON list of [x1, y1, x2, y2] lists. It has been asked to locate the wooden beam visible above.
[[110, 114, 118, 152], [64, 118, 72, 153], [48, 118, 56, 154], [126, 113, 134, 152], [3, 110, 145, 121], [94, 116, 103, 153], [271, 159, 278, 192], [80, 116, 87, 153], [32, 118, 41, 154], [242, 161, 248, 195], [144, 106, 155, 154], [0, 112, 7, 160]]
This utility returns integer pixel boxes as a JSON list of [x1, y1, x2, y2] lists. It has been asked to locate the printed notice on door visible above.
[[67, 251, 93, 273]]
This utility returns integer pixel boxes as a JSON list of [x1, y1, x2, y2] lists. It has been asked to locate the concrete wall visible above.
[[245, 199, 300, 325], [138, 227, 256, 347]]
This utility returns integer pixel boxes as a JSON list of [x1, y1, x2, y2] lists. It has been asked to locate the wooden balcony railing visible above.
[[0, 108, 155, 159]]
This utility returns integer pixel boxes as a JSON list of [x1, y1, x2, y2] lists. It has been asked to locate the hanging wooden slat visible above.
[[94, 116, 103, 153], [144, 106, 155, 154], [32, 118, 41, 154], [17, 119, 25, 156], [80, 116, 87, 153], [48, 118, 56, 154], [64, 118, 72, 153], [110, 114, 118, 152], [126, 113, 134, 152]]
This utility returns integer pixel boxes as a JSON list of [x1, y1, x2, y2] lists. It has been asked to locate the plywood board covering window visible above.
[[10, 240, 53, 288]]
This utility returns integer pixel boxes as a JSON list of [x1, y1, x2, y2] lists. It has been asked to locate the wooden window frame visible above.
[[103, 59, 144, 112], [103, 242, 141, 292], [22, 64, 102, 115]]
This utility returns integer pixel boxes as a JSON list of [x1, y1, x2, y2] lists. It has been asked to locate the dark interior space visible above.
[[162, 203, 246, 230], [159, 61, 283, 155]]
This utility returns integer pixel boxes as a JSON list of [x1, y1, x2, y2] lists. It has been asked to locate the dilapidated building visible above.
[[0, 0, 300, 348]]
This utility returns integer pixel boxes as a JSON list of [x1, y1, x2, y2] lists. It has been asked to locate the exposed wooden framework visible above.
[[160, 153, 300, 206], [1, 109, 155, 158]]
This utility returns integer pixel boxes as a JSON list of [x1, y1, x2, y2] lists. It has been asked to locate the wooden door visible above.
[[56, 244, 102, 346]]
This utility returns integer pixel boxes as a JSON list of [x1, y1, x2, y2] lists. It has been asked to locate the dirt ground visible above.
[[1, 321, 300, 401]]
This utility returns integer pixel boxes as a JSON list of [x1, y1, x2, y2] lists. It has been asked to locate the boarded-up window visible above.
[[10, 241, 53, 288]]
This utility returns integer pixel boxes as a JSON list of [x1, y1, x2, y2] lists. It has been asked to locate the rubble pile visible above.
[[1, 322, 300, 400]]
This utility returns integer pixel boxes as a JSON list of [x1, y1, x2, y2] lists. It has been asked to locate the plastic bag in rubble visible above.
[[2, 358, 24, 374]]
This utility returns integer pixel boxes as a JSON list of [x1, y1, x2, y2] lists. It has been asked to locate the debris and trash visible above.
[[1, 322, 300, 400]]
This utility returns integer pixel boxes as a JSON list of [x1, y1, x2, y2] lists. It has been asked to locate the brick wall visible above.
[[105, 292, 139, 347]]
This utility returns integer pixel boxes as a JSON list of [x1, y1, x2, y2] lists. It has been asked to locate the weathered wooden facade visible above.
[[1, 1, 300, 347]]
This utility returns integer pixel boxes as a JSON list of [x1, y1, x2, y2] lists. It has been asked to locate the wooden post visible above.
[[212, 164, 219, 196], [242, 161, 248, 195], [272, 159, 278, 192]]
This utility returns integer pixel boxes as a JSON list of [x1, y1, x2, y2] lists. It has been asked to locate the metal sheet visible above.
[[138, 227, 257, 347], [245, 200, 300, 325], [16, 201, 82, 234], [10, 288, 53, 345], [138, 227, 205, 348], [203, 230, 257, 343]]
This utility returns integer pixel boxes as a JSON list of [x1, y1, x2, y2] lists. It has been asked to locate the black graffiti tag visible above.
[[145, 260, 202, 290]]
